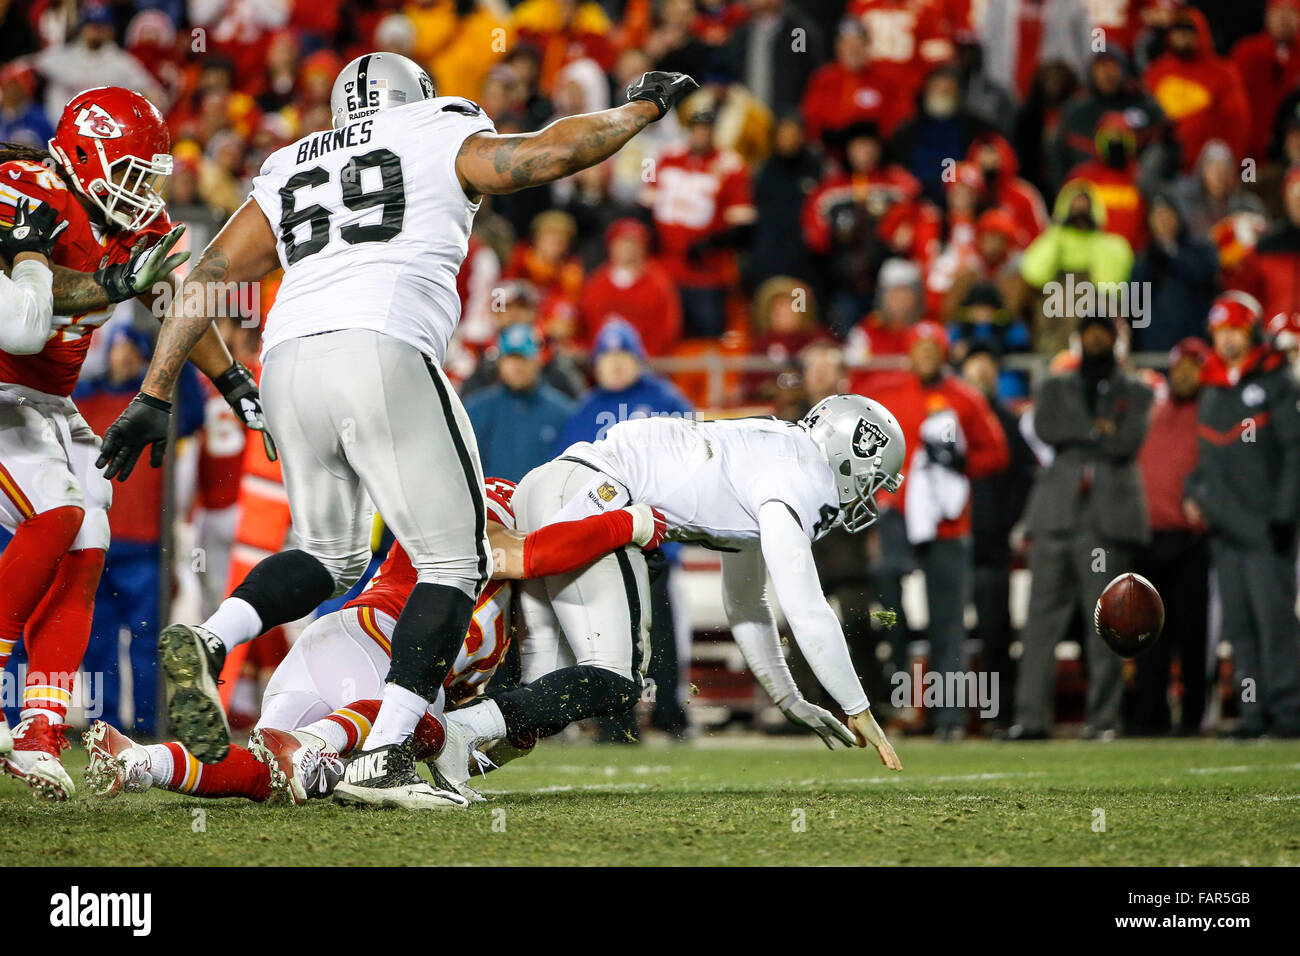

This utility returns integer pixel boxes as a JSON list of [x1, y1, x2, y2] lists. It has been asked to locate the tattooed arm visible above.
[[456, 101, 661, 198], [51, 265, 112, 315], [140, 199, 280, 401], [135, 274, 237, 381]]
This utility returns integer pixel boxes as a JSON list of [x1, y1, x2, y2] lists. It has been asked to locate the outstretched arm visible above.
[[455, 72, 698, 197], [141, 200, 280, 402]]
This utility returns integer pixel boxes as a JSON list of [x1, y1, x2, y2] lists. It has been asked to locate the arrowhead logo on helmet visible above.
[[72, 104, 124, 140]]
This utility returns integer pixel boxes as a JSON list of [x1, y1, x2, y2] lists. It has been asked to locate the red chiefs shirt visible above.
[[801, 167, 922, 254], [345, 479, 517, 701], [800, 61, 909, 142], [578, 261, 683, 356], [647, 146, 753, 288], [76, 385, 164, 544], [1066, 161, 1147, 252], [847, 0, 955, 97], [0, 158, 170, 397]]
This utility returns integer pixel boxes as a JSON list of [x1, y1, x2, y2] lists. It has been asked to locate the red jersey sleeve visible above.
[[522, 510, 636, 578]]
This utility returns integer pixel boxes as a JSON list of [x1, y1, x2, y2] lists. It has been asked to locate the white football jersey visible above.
[[249, 97, 495, 364], [562, 416, 841, 548]]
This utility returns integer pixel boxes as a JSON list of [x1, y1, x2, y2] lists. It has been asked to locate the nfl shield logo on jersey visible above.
[[852, 418, 888, 459]]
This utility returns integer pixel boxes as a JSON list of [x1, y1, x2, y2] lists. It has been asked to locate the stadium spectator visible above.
[[966, 131, 1048, 246], [512, 0, 616, 92], [1010, 60, 1081, 197], [1142, 7, 1251, 173], [461, 281, 585, 399], [1130, 192, 1220, 353], [846, 257, 926, 386], [1020, 181, 1135, 355], [892, 64, 996, 205], [802, 123, 920, 332], [644, 98, 756, 338], [952, 31, 1017, 137], [504, 210, 585, 314], [559, 319, 693, 448], [960, 338, 1035, 732], [948, 283, 1033, 397], [750, 115, 823, 286], [554, 162, 642, 272], [1012, 314, 1153, 740], [800, 18, 904, 145], [1064, 112, 1148, 253], [1231, 168, 1300, 318], [1173, 140, 1267, 239], [866, 321, 1010, 739], [464, 324, 575, 483], [577, 218, 683, 356], [929, 210, 1028, 323], [32, 5, 160, 119], [1184, 293, 1300, 737], [1049, 50, 1178, 198], [1133, 337, 1212, 735], [1230, 0, 1300, 163], [726, 0, 825, 118], [0, 63, 53, 149], [977, 0, 1092, 104]]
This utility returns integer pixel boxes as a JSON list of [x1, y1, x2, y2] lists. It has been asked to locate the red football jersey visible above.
[[0, 158, 170, 397], [647, 147, 754, 287], [196, 377, 247, 511], [345, 479, 517, 700]]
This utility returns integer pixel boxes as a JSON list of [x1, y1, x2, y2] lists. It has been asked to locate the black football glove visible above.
[[924, 438, 965, 472], [626, 71, 699, 120], [93, 224, 190, 304], [96, 393, 173, 481], [1268, 520, 1297, 555], [0, 198, 68, 260], [213, 361, 278, 461]]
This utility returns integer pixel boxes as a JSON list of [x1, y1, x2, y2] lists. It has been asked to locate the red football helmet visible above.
[[48, 87, 171, 232]]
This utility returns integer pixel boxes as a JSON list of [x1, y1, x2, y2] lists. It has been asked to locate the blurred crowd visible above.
[[3, 0, 1300, 741]]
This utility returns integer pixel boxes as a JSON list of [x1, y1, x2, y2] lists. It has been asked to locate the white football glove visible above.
[[779, 696, 855, 750]]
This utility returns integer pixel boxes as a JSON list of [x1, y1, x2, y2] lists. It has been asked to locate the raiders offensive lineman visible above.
[[433, 395, 907, 797], [95, 53, 699, 809]]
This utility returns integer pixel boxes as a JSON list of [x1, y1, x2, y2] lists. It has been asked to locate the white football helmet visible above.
[[330, 52, 436, 129], [799, 394, 905, 533]]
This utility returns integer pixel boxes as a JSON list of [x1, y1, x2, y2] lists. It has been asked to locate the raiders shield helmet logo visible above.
[[852, 418, 889, 459]]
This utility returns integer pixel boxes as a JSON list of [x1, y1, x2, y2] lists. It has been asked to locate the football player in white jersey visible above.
[[434, 395, 907, 798], [94, 52, 699, 809]]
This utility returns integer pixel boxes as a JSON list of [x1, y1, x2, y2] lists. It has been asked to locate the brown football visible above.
[[1094, 572, 1165, 659]]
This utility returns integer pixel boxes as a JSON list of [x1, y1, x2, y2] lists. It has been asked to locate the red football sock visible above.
[[22, 546, 103, 722], [411, 709, 446, 760], [161, 742, 272, 802], [320, 699, 382, 755], [0, 506, 83, 671]]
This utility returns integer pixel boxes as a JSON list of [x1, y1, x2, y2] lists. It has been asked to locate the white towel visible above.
[[904, 410, 970, 545]]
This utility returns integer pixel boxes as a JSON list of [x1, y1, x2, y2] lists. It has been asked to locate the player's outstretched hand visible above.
[[0, 198, 68, 260], [94, 224, 190, 304], [213, 361, 278, 461], [96, 393, 173, 481], [848, 708, 902, 771], [780, 697, 856, 750], [626, 71, 699, 120]]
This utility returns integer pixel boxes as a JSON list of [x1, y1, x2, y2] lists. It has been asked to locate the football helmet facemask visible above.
[[799, 394, 905, 534]]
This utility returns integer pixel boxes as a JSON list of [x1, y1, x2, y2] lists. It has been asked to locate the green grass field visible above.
[[2, 737, 1298, 866]]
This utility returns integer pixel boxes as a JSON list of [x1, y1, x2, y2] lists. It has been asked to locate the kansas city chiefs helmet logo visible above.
[[852, 418, 889, 459], [73, 104, 124, 140]]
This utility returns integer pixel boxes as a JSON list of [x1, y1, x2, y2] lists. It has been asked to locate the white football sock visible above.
[[201, 597, 263, 653], [297, 718, 349, 755], [145, 744, 171, 787], [453, 700, 507, 749], [366, 683, 430, 750]]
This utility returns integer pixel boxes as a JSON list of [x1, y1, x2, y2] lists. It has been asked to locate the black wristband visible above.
[[135, 392, 173, 413]]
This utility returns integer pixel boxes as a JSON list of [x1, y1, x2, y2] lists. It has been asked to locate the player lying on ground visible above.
[[82, 478, 666, 807], [93, 52, 699, 809], [428, 395, 907, 798], [0, 92, 271, 799]]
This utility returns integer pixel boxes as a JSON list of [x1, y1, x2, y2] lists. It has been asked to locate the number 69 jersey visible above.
[[248, 97, 494, 365]]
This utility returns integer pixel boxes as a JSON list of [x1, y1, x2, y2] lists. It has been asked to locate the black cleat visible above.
[[159, 624, 230, 764], [333, 739, 469, 810]]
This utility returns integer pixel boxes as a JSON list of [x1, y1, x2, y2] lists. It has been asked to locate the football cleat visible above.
[[2, 715, 75, 801], [249, 728, 344, 805], [332, 740, 469, 810], [428, 716, 488, 803], [0, 713, 12, 758], [82, 720, 152, 797], [158, 624, 230, 764]]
